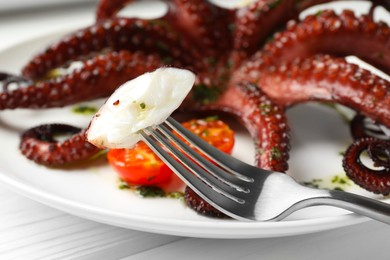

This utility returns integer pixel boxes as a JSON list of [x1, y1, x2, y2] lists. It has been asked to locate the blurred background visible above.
[[0, 0, 98, 50], [0, 0, 97, 12]]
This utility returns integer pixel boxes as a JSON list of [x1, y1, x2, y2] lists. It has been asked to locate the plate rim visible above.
[[0, 168, 368, 238], [0, 26, 371, 239]]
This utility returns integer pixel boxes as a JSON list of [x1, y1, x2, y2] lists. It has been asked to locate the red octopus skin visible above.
[[22, 18, 202, 80], [295, 0, 390, 12], [203, 83, 290, 172], [188, 9, 389, 215], [344, 116, 390, 195], [3, 0, 389, 216], [232, 0, 390, 64], [96, 0, 134, 20], [2, 51, 163, 109], [238, 10, 390, 76], [20, 124, 100, 166], [232, 0, 296, 63], [96, 0, 235, 54], [343, 138, 390, 195], [184, 186, 230, 218], [350, 114, 373, 140], [190, 32, 389, 217], [17, 11, 389, 111], [184, 82, 290, 217], [253, 54, 390, 127], [188, 54, 390, 216], [350, 114, 390, 141], [95, 0, 390, 64], [163, 0, 234, 53], [186, 53, 389, 216], [232, 11, 390, 127]]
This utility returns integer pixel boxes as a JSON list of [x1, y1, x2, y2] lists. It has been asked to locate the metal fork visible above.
[[140, 117, 390, 224]]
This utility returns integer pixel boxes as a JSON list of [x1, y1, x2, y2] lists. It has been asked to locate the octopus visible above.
[[1, 0, 390, 218]]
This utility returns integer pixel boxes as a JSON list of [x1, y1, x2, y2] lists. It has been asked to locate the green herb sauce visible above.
[[207, 57, 218, 66], [88, 150, 108, 161], [228, 23, 236, 31], [192, 84, 221, 104], [118, 179, 131, 190], [162, 56, 173, 64], [136, 186, 165, 198], [72, 105, 98, 115], [205, 115, 219, 122], [45, 68, 63, 79], [139, 102, 146, 110], [259, 103, 273, 115], [225, 59, 233, 69], [268, 0, 282, 9], [117, 179, 184, 200], [166, 191, 185, 199], [315, 10, 324, 17], [156, 41, 168, 51], [301, 174, 353, 191], [270, 147, 282, 160]]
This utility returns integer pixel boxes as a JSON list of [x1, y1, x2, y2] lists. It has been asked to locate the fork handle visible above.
[[310, 190, 390, 224]]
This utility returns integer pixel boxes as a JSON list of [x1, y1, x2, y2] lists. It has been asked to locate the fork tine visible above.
[[142, 119, 390, 224], [157, 123, 251, 191], [143, 127, 247, 201], [140, 131, 250, 220], [166, 117, 265, 180]]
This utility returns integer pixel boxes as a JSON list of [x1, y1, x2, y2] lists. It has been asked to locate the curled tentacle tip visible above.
[[368, 140, 390, 168], [343, 137, 390, 195], [351, 114, 390, 141], [20, 124, 101, 166]]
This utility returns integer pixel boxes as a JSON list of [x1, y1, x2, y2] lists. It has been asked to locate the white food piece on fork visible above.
[[87, 67, 195, 149]]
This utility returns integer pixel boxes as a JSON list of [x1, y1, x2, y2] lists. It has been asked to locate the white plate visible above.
[[0, 2, 389, 239]]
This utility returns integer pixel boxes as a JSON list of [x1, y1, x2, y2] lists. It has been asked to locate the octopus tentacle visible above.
[[367, 0, 390, 17], [350, 114, 390, 140], [96, 0, 135, 21], [232, 0, 295, 63], [1, 51, 163, 109], [343, 137, 390, 195], [22, 17, 201, 80], [206, 83, 290, 171], [184, 186, 229, 218], [96, 0, 234, 55], [232, 1, 390, 64], [240, 10, 390, 75], [368, 140, 390, 168], [163, 0, 234, 54], [282, 10, 390, 74], [0, 72, 32, 92], [295, 0, 390, 13], [247, 54, 390, 127], [184, 82, 290, 217], [20, 124, 101, 166]]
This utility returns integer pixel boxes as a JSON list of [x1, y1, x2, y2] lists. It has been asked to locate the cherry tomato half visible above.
[[107, 142, 173, 186], [107, 117, 235, 186], [180, 117, 235, 155]]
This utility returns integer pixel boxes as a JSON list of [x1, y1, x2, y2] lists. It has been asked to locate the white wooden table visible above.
[[0, 2, 390, 259]]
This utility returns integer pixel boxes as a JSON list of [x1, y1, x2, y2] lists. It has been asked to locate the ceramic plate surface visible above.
[[0, 2, 388, 238]]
